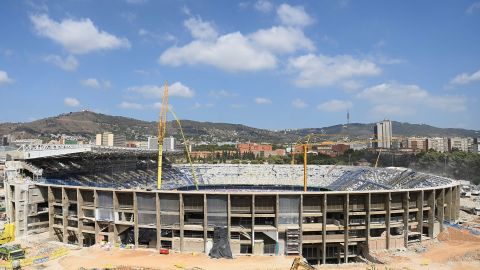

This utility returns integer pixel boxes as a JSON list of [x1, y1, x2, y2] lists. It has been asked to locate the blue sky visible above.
[[0, 0, 479, 130]]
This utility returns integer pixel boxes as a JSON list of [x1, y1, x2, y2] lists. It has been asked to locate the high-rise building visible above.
[[163, 136, 175, 152], [147, 136, 158, 150], [373, 120, 392, 149], [95, 132, 126, 147]]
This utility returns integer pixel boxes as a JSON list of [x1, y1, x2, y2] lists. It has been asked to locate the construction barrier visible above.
[[0, 247, 69, 269]]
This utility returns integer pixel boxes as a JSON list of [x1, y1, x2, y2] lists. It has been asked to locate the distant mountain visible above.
[[0, 111, 478, 143]]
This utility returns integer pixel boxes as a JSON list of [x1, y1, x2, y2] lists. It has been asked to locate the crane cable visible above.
[[168, 107, 199, 191]]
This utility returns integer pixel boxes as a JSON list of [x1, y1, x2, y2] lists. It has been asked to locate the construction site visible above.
[[0, 83, 478, 270]]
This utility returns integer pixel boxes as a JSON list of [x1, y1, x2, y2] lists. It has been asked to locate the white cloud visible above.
[[184, 17, 217, 40], [30, 14, 130, 54], [43, 54, 78, 71], [357, 83, 467, 116], [0, 70, 13, 85], [250, 26, 314, 53], [119, 101, 144, 109], [254, 0, 273, 13], [160, 15, 317, 72], [64, 97, 80, 107], [81, 78, 100, 88], [81, 78, 111, 89], [292, 98, 307, 108], [127, 82, 195, 98], [450, 69, 480, 85], [288, 54, 381, 88], [138, 28, 149, 36], [317, 99, 352, 112], [254, 97, 272, 104], [209, 90, 237, 98], [277, 4, 313, 27], [357, 83, 428, 104], [159, 32, 277, 72], [467, 2, 480, 14]]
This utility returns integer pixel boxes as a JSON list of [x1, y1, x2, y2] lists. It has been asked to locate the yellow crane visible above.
[[157, 81, 169, 190]]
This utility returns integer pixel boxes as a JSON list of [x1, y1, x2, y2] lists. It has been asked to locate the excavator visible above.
[[0, 223, 15, 244], [290, 257, 315, 270]]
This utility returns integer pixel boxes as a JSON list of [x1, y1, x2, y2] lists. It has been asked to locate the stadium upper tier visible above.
[[18, 151, 456, 191]]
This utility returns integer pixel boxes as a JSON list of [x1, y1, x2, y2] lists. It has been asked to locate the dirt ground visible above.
[[24, 227, 480, 270]]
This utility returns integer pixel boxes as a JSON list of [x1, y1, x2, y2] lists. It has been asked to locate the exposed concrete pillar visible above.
[[156, 192, 161, 250], [94, 189, 100, 244], [366, 193, 371, 247], [275, 194, 279, 228], [299, 194, 303, 255], [446, 187, 453, 222], [344, 193, 349, 263], [77, 188, 83, 247], [251, 195, 255, 253], [439, 189, 445, 232], [428, 190, 435, 239], [417, 191, 424, 242], [403, 191, 409, 248], [47, 186, 54, 240], [203, 194, 208, 253], [227, 194, 231, 243], [112, 191, 118, 246], [322, 194, 327, 265], [133, 192, 139, 248], [62, 187, 68, 244], [179, 193, 184, 252], [386, 193, 391, 250]]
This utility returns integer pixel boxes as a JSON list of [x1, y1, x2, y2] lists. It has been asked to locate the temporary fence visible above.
[[0, 247, 69, 269]]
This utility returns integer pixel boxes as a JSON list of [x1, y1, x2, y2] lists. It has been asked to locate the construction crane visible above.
[[157, 81, 169, 190]]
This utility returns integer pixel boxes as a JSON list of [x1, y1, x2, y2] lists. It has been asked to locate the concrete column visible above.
[[179, 193, 184, 252], [133, 192, 139, 248], [299, 194, 303, 255], [156, 192, 161, 250], [322, 194, 327, 265], [62, 187, 68, 244], [77, 188, 83, 247], [386, 193, 391, 250], [446, 187, 453, 222], [275, 194, 279, 228], [366, 193, 371, 247], [112, 191, 118, 246], [418, 191, 424, 242], [227, 194, 231, 243], [403, 192, 409, 248], [251, 195, 255, 253], [94, 189, 100, 244], [439, 189, 445, 232], [456, 186, 461, 221], [47, 186, 54, 239], [344, 193, 349, 263], [203, 194, 208, 253], [428, 190, 435, 239]]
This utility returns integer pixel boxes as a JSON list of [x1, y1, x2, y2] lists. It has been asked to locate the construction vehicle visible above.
[[0, 223, 15, 244], [0, 244, 25, 261], [290, 257, 315, 270]]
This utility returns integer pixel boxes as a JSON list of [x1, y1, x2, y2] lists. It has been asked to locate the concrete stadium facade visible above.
[[5, 182, 460, 264]]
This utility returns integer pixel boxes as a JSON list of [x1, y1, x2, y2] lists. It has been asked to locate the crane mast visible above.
[[157, 82, 169, 190]]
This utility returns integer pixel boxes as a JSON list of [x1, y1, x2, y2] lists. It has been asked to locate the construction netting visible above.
[[279, 195, 300, 224], [207, 195, 227, 227], [96, 191, 114, 221], [137, 193, 156, 211], [160, 194, 179, 226]]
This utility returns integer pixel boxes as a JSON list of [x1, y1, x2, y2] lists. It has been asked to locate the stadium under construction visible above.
[[2, 144, 460, 264]]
